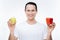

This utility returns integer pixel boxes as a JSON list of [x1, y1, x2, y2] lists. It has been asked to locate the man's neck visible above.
[[27, 19, 37, 25]]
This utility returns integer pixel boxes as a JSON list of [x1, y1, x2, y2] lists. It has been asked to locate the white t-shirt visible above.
[[14, 21, 47, 40]]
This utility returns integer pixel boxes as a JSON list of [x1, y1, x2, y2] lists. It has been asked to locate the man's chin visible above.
[[28, 18, 34, 20]]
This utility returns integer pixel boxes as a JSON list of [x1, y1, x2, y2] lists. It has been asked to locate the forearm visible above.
[[46, 32, 52, 40], [9, 32, 16, 40]]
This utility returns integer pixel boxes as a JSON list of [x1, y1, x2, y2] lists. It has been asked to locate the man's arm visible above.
[[45, 32, 52, 40], [44, 30, 52, 40], [8, 32, 18, 40], [45, 22, 55, 40], [8, 19, 18, 40]]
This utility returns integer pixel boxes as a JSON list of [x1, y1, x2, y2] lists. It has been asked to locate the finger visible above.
[[52, 22, 55, 28], [48, 24, 52, 27]]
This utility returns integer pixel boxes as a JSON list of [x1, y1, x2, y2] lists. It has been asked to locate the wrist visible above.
[[47, 31, 52, 35], [10, 31, 14, 35]]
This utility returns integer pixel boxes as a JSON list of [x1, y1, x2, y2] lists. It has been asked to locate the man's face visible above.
[[25, 4, 37, 20]]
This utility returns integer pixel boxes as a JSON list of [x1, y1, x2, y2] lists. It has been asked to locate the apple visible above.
[[46, 18, 53, 26], [10, 17, 16, 24]]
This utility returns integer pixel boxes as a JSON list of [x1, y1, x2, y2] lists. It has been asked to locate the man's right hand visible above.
[[8, 19, 16, 33], [8, 19, 17, 40]]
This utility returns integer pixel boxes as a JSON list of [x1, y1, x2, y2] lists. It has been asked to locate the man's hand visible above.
[[8, 19, 17, 40], [46, 22, 56, 40], [48, 22, 55, 33], [8, 19, 16, 33]]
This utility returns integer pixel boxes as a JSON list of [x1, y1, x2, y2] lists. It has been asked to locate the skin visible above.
[[8, 19, 17, 40], [8, 4, 55, 40], [25, 4, 37, 24], [46, 23, 55, 40]]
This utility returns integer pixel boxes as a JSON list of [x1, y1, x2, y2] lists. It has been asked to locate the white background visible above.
[[0, 0, 60, 40]]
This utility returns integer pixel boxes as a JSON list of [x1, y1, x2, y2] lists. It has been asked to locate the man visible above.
[[8, 2, 55, 40]]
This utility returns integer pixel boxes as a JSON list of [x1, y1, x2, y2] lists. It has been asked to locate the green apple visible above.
[[10, 17, 16, 24]]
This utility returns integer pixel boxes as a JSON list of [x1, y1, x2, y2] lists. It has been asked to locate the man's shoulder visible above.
[[37, 22, 47, 29], [37, 22, 45, 26], [16, 21, 26, 27]]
